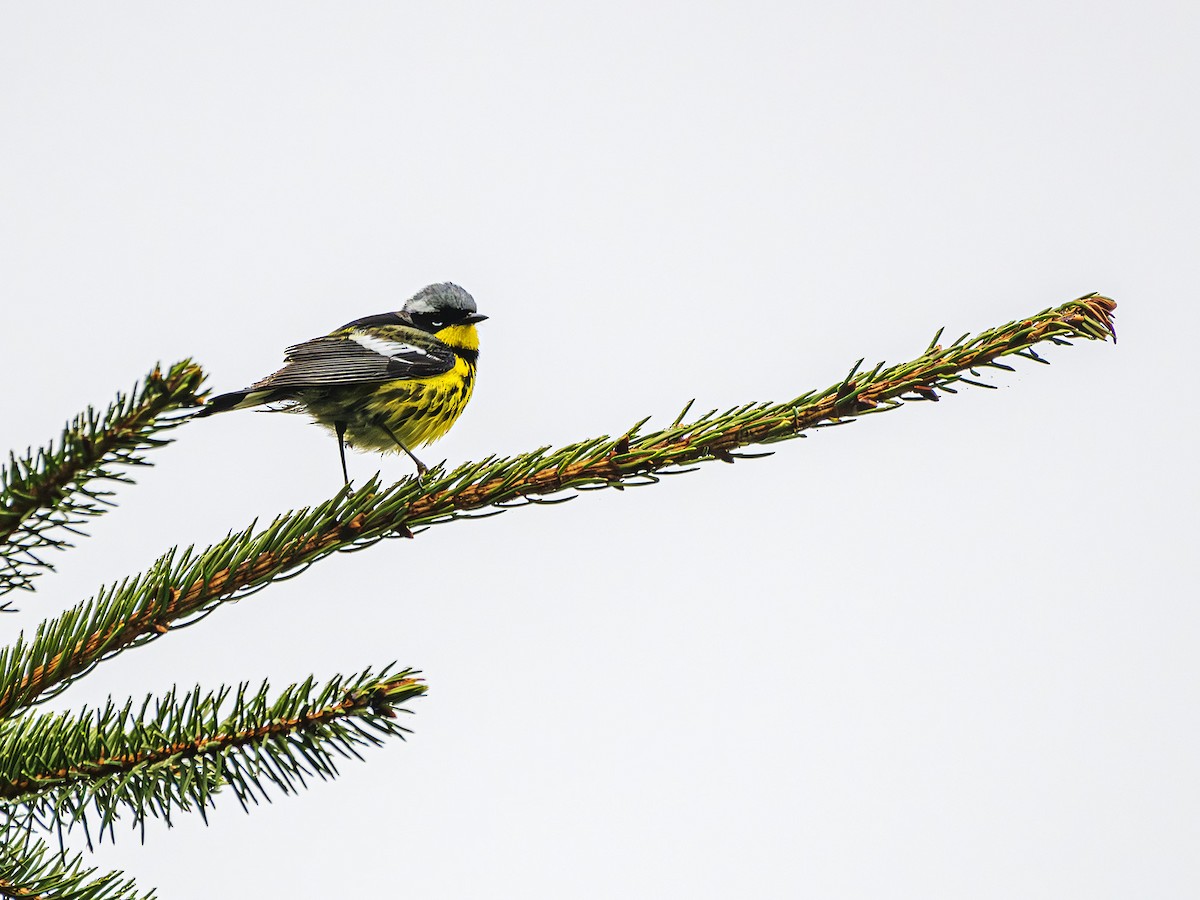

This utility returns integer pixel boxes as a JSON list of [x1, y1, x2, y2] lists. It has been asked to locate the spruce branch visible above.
[[0, 294, 1116, 717], [0, 668, 424, 844], [0, 824, 149, 900], [0, 361, 207, 606]]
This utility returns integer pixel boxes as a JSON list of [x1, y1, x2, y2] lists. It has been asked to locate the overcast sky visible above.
[[2, 2, 1197, 898]]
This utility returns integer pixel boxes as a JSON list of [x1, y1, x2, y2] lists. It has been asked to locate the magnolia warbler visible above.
[[198, 282, 486, 483]]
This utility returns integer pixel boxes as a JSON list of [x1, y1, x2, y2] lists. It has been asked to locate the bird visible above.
[[197, 282, 486, 484]]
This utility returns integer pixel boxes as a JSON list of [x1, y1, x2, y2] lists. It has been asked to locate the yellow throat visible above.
[[434, 323, 481, 353]]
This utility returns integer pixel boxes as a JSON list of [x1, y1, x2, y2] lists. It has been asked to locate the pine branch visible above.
[[0, 361, 207, 606], [0, 824, 150, 900], [0, 294, 1116, 717], [0, 668, 424, 844]]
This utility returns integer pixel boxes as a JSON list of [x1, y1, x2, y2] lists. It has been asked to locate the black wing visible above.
[[252, 329, 457, 390], [340, 311, 411, 329]]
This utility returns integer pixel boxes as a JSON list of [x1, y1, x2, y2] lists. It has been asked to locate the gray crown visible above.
[[403, 282, 477, 316]]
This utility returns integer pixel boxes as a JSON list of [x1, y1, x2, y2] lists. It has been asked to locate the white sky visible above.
[[2, 2, 1197, 897]]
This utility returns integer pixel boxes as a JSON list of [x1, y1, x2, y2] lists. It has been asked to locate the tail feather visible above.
[[196, 389, 275, 417]]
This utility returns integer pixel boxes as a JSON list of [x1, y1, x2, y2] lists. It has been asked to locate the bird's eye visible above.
[[430, 319, 445, 329]]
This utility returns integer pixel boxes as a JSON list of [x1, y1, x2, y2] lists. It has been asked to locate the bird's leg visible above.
[[378, 421, 427, 477], [335, 421, 350, 486]]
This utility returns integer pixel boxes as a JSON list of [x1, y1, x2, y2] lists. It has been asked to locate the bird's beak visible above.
[[463, 313, 489, 324]]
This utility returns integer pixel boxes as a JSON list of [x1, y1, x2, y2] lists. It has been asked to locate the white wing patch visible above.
[[350, 331, 432, 360]]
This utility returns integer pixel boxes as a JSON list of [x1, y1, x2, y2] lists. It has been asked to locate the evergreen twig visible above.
[[0, 294, 1117, 718], [0, 361, 207, 606], [0, 668, 424, 844], [0, 823, 150, 900]]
